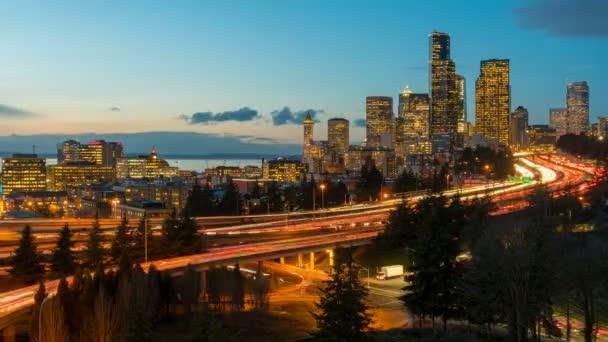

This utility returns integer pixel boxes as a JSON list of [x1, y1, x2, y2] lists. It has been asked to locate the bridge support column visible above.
[[297, 254, 303, 267], [309, 252, 315, 270], [3, 325, 16, 342], [327, 249, 334, 268], [279, 257, 285, 264]]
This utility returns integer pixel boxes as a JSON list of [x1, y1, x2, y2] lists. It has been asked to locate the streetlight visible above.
[[39, 296, 50, 342], [320, 184, 326, 210]]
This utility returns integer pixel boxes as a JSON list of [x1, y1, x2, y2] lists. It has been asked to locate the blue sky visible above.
[[0, 0, 606, 150]]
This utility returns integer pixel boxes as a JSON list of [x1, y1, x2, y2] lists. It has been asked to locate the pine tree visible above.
[[51, 223, 76, 276], [177, 208, 202, 254], [10, 225, 44, 284], [313, 260, 372, 341], [161, 208, 179, 257], [220, 181, 241, 215], [110, 215, 131, 263], [84, 213, 105, 270], [267, 182, 284, 212]]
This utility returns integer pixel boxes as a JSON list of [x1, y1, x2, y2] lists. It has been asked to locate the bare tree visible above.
[[85, 288, 122, 342], [40, 297, 69, 342]]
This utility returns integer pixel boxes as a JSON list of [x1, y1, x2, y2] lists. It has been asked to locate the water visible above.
[[1, 158, 263, 173]]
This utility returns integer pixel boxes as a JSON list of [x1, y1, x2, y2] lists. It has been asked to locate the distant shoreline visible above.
[[0, 152, 301, 160]]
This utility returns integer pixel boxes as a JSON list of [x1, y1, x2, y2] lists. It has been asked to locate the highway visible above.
[[0, 154, 600, 323]]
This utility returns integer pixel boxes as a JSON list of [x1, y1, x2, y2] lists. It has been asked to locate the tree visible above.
[[30, 282, 48, 341], [84, 288, 123, 342], [177, 208, 203, 255], [160, 208, 179, 257], [133, 216, 153, 262], [220, 181, 241, 215], [394, 169, 420, 193], [51, 224, 76, 276], [39, 297, 69, 342], [251, 262, 270, 310], [10, 225, 44, 284], [266, 181, 284, 212], [84, 213, 106, 270], [110, 215, 131, 263], [231, 263, 245, 311], [186, 180, 215, 216], [357, 160, 383, 201], [312, 258, 372, 341]]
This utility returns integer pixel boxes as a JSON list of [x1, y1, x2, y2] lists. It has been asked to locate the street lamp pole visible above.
[[39, 296, 50, 342], [320, 184, 326, 210]]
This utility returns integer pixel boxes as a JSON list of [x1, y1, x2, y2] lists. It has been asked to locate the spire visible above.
[[303, 111, 313, 124], [151, 145, 157, 159], [401, 86, 412, 95]]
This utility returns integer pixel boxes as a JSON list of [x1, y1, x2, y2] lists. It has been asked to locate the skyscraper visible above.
[[475, 59, 511, 145], [567, 81, 589, 135], [550, 108, 568, 137], [397, 89, 430, 140], [429, 32, 458, 135], [456, 74, 466, 146], [302, 112, 314, 164], [327, 118, 349, 151], [510, 106, 529, 151], [366, 96, 393, 147]]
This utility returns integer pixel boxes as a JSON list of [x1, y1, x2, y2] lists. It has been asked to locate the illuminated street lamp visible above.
[[320, 184, 326, 210]]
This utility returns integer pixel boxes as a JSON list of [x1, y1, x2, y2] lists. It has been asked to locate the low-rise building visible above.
[[47, 163, 115, 191], [114, 200, 173, 219], [529, 125, 557, 153], [116, 146, 178, 179], [1, 154, 47, 195], [263, 159, 308, 182], [344, 146, 396, 179]]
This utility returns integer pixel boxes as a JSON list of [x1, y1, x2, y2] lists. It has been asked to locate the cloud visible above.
[[270, 107, 324, 125], [109, 107, 121, 112], [0, 104, 36, 118], [353, 119, 366, 128], [181, 107, 260, 124], [514, 0, 608, 37]]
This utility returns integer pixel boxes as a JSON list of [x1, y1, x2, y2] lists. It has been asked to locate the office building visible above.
[[327, 118, 349, 151], [48, 163, 115, 191], [1, 154, 47, 195], [456, 74, 466, 146], [262, 159, 308, 182], [344, 146, 396, 179], [567, 81, 589, 135], [429, 32, 458, 135], [116, 147, 178, 179], [397, 89, 430, 140], [550, 108, 568, 137], [475, 59, 510, 145], [58, 140, 124, 167], [529, 125, 557, 153], [366, 96, 394, 147], [302, 112, 315, 165], [510, 106, 529, 151], [598, 117, 608, 140]]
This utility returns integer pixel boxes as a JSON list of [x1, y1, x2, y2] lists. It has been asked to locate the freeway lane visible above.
[[0, 155, 598, 323]]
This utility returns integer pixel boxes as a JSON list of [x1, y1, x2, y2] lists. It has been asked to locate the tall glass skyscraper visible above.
[[429, 32, 458, 136], [510, 106, 529, 150], [549, 108, 568, 136], [456, 74, 466, 146], [566, 81, 589, 135], [327, 118, 349, 151], [475, 59, 511, 145], [366, 96, 393, 147]]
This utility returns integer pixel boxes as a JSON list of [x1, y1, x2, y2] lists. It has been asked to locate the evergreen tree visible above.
[[133, 216, 152, 262], [84, 213, 105, 270], [161, 208, 179, 256], [185, 180, 215, 217], [51, 223, 76, 276], [267, 181, 284, 212], [110, 215, 131, 263], [220, 181, 241, 215], [357, 160, 383, 201], [10, 225, 44, 284], [199, 182, 216, 215], [177, 208, 203, 254], [394, 169, 420, 193], [313, 260, 372, 341], [30, 281, 48, 341], [231, 263, 245, 311]]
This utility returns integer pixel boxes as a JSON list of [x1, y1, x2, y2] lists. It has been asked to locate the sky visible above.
[[0, 0, 606, 153]]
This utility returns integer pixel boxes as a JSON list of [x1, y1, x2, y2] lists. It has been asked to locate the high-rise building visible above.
[[1, 154, 47, 195], [567, 81, 589, 135], [48, 163, 115, 191], [59, 140, 123, 167], [456, 74, 466, 146], [475, 59, 510, 145], [598, 117, 608, 140], [529, 125, 557, 153], [397, 89, 430, 140], [366, 96, 393, 147], [429, 32, 458, 135], [302, 112, 314, 165], [550, 108, 568, 137], [327, 118, 349, 151], [510, 106, 529, 151]]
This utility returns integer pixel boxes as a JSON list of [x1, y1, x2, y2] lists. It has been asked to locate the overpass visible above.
[[0, 155, 597, 339]]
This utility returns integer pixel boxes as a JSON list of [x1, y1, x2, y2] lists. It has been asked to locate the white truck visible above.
[[376, 265, 404, 280]]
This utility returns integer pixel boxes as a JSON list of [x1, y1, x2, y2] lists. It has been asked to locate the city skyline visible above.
[[0, 0, 606, 151]]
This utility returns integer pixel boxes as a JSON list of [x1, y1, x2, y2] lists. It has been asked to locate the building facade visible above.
[[429, 31, 458, 136], [48, 164, 115, 191], [344, 146, 396, 179], [510, 106, 529, 151], [116, 147, 178, 179], [60, 140, 124, 167], [456, 74, 466, 146], [262, 159, 308, 182], [327, 118, 349, 166], [598, 117, 608, 140], [529, 125, 557, 153], [566, 81, 590, 135], [475, 59, 510, 145], [366, 96, 393, 147], [1, 154, 47, 195], [549, 108, 568, 137]]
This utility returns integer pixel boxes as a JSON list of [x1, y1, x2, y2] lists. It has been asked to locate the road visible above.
[[0, 154, 600, 324]]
